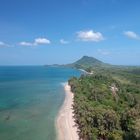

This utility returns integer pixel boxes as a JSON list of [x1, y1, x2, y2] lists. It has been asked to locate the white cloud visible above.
[[77, 30, 104, 42], [19, 41, 34, 46], [60, 39, 69, 44], [35, 38, 50, 45], [0, 41, 12, 47], [123, 31, 140, 40], [19, 37, 51, 47], [97, 49, 110, 55]]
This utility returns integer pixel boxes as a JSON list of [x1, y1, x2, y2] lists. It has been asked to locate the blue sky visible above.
[[0, 0, 140, 65]]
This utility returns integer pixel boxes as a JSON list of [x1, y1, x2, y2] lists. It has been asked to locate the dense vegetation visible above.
[[67, 56, 140, 140]]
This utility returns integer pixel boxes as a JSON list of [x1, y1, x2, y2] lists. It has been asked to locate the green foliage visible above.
[[69, 73, 140, 140], [66, 56, 140, 139]]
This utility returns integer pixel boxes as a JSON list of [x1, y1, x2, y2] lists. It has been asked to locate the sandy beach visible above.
[[79, 69, 93, 75], [56, 83, 79, 140]]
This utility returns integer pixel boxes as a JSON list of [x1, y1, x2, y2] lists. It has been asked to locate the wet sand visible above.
[[56, 83, 79, 140]]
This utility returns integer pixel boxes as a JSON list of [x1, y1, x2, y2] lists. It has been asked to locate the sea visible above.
[[0, 66, 82, 140]]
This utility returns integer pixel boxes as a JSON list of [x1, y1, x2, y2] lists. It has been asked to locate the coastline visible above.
[[79, 69, 93, 75], [56, 82, 79, 140]]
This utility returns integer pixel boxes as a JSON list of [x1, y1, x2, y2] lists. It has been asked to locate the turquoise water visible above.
[[0, 66, 82, 140]]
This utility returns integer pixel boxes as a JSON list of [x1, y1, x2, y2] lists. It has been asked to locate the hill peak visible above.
[[65, 56, 107, 69], [75, 56, 103, 65], [80, 56, 102, 62]]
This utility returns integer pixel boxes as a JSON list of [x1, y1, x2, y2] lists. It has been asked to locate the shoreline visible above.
[[56, 83, 79, 140], [79, 69, 93, 75]]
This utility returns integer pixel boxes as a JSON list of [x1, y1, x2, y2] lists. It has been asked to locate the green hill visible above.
[[73, 56, 104, 67], [67, 57, 140, 140], [65, 56, 110, 71]]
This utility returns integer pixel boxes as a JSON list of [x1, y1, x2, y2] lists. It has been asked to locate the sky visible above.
[[0, 0, 140, 65]]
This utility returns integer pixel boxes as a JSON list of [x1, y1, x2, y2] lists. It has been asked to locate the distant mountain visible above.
[[65, 56, 109, 69], [45, 56, 140, 74], [44, 56, 110, 73]]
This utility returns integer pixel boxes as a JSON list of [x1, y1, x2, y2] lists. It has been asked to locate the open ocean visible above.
[[0, 66, 82, 140]]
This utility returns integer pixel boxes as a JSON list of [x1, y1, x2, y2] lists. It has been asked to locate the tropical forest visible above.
[[68, 56, 140, 140]]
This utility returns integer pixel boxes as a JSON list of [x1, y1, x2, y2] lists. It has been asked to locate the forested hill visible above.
[[67, 56, 140, 140], [64, 56, 140, 75], [65, 56, 110, 70]]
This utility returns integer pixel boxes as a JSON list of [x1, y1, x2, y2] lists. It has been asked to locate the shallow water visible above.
[[0, 66, 81, 140]]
